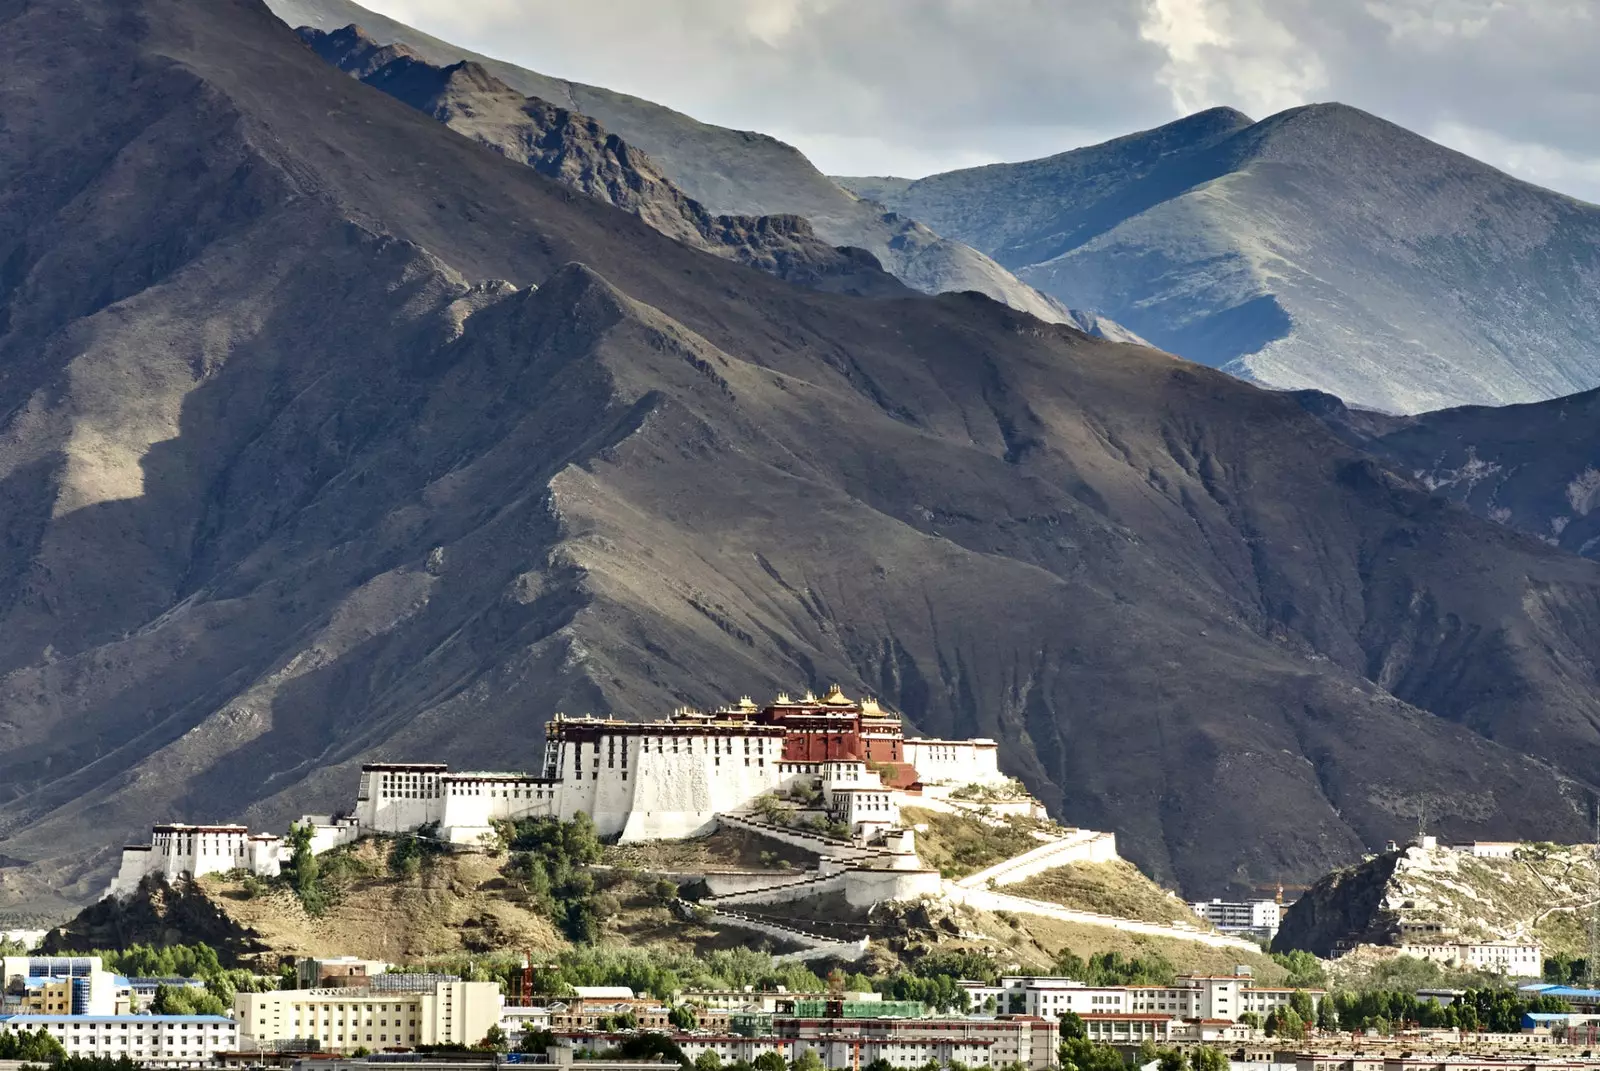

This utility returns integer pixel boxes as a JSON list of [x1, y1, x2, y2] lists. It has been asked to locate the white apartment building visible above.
[[985, 972, 1323, 1025], [1191, 899, 1283, 937], [1402, 941, 1543, 976], [986, 978, 1129, 1017], [234, 980, 501, 1053], [0, 1013, 236, 1067]]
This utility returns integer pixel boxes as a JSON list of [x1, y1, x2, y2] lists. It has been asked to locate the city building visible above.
[[233, 979, 502, 1053], [1402, 942, 1543, 976], [1191, 898, 1284, 939], [1, 957, 129, 1016], [973, 971, 1324, 1026], [0, 1013, 236, 1067], [294, 957, 391, 990]]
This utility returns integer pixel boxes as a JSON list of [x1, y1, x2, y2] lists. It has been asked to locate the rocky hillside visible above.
[[839, 105, 1600, 414], [1299, 388, 1600, 561], [297, 26, 891, 294], [5, 0, 1600, 918], [264, 0, 1135, 337], [1275, 841, 1600, 959]]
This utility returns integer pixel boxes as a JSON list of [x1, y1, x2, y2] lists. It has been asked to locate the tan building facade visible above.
[[234, 981, 501, 1053]]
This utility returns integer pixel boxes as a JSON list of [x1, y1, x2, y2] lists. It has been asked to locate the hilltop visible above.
[[1275, 840, 1599, 960], [41, 815, 1284, 984]]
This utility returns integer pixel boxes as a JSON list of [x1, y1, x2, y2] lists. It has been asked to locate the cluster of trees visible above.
[[879, 950, 1007, 1012], [1543, 953, 1591, 985], [502, 815, 612, 942], [1051, 950, 1176, 987], [389, 822, 446, 878], [1324, 987, 1569, 1034], [0, 1026, 66, 1062], [1269, 951, 1328, 989], [397, 943, 854, 1002], [0, 1029, 151, 1071]]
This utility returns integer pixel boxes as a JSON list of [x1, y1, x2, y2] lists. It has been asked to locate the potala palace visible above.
[[105, 687, 1024, 899]]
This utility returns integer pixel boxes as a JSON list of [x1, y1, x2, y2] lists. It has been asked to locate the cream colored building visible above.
[[234, 980, 501, 1053]]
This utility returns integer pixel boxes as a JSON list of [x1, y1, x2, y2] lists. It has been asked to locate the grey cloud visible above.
[[361, 0, 1600, 200]]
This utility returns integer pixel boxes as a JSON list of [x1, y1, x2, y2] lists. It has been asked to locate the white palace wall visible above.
[[901, 739, 1004, 786], [555, 730, 787, 842]]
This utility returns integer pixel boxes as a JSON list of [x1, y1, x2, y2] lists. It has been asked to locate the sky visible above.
[[354, 0, 1600, 203]]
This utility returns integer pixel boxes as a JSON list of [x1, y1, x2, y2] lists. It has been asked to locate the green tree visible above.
[[1158, 1048, 1186, 1071], [1289, 989, 1316, 1022], [753, 1052, 788, 1071], [0, 1026, 66, 1062], [669, 1005, 699, 1031], [1271, 951, 1327, 989], [696, 1052, 725, 1071], [1267, 1005, 1305, 1037], [1190, 1047, 1228, 1071], [1316, 997, 1338, 1033], [792, 1051, 825, 1071], [1239, 1012, 1262, 1031], [1059, 1038, 1127, 1071], [479, 1026, 509, 1053], [282, 821, 324, 913], [519, 1029, 556, 1054], [1059, 1011, 1087, 1040]]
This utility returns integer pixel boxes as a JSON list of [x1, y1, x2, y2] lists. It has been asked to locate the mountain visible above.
[[837, 105, 1600, 414], [263, 0, 1136, 339], [293, 26, 891, 294], [1298, 388, 1600, 560], [4, 0, 1600, 919]]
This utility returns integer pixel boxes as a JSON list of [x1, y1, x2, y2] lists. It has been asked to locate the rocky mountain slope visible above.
[[1275, 840, 1599, 959], [4, 0, 1600, 917], [838, 105, 1600, 414], [264, 0, 1132, 337], [1299, 388, 1600, 561], [295, 26, 890, 294]]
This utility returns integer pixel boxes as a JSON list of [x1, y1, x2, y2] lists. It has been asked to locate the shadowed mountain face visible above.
[[1299, 388, 1600, 561], [3, 0, 1600, 917], [262, 0, 1143, 342], [294, 26, 894, 296], [838, 105, 1600, 414]]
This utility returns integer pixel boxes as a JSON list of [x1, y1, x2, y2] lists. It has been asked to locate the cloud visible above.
[[352, 0, 1600, 202]]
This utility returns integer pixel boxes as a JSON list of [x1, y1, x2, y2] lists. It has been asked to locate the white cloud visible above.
[[1140, 0, 1327, 117], [348, 0, 1600, 199]]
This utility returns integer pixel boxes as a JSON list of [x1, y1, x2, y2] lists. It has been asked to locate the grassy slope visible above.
[[203, 836, 793, 964], [903, 807, 1057, 879], [1010, 860, 1203, 926]]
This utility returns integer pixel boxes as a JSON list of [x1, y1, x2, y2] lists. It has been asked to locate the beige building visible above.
[[234, 980, 501, 1053]]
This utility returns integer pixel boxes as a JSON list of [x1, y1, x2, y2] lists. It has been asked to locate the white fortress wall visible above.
[[902, 739, 1005, 785], [614, 728, 787, 841], [356, 764, 447, 833], [843, 868, 944, 908]]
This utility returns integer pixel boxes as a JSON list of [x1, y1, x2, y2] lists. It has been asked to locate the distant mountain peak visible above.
[[845, 99, 1600, 413]]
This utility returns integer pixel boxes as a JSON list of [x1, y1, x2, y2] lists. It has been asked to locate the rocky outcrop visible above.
[[1273, 851, 1404, 957], [297, 26, 897, 295], [41, 877, 268, 966]]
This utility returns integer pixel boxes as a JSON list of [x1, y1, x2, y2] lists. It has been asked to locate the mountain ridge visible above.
[[837, 102, 1600, 413], [265, 0, 1141, 339]]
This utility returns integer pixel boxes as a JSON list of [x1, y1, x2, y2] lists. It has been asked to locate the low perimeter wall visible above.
[[947, 885, 1262, 951], [956, 829, 1119, 888]]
